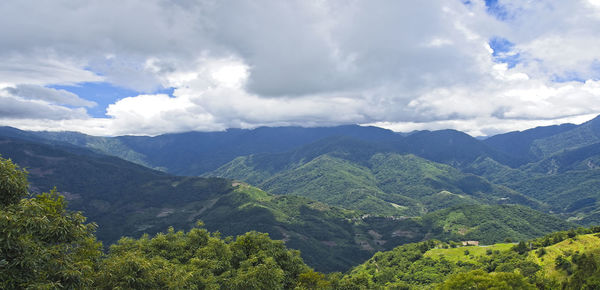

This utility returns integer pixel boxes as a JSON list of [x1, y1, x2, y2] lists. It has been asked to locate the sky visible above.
[[1, 0, 600, 137]]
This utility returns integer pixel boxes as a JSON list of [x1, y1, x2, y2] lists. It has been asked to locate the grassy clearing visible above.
[[527, 233, 600, 282], [424, 243, 515, 263]]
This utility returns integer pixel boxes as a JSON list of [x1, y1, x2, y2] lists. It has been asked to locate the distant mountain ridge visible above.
[[1, 123, 519, 175], [484, 115, 600, 163], [484, 123, 577, 164]]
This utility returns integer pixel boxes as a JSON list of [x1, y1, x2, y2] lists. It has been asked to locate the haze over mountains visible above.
[[2, 114, 600, 273]]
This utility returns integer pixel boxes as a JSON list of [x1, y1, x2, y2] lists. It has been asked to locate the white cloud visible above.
[[0, 93, 88, 120], [0, 54, 101, 87], [4, 85, 96, 107], [0, 0, 599, 136]]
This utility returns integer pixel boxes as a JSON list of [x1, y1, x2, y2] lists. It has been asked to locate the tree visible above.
[[437, 269, 535, 290], [96, 226, 315, 289], [513, 241, 528, 255], [0, 156, 28, 206], [0, 157, 102, 289]]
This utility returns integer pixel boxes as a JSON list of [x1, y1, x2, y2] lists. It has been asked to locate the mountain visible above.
[[0, 136, 228, 241], [403, 129, 519, 167], [530, 115, 600, 158], [505, 169, 600, 225], [420, 204, 572, 244], [210, 136, 544, 215], [2, 124, 519, 175], [484, 123, 577, 164], [0, 135, 573, 272], [0, 135, 387, 271], [23, 125, 402, 176], [484, 115, 600, 163], [523, 141, 600, 174], [467, 131, 600, 226]]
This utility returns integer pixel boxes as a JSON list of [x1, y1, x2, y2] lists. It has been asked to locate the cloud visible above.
[[0, 93, 88, 120], [0, 0, 599, 136], [4, 85, 96, 107], [0, 54, 101, 88], [491, 0, 600, 80]]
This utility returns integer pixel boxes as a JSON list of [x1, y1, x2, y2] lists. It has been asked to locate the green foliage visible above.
[[0, 156, 28, 206], [341, 241, 455, 288], [0, 157, 102, 289], [421, 204, 573, 245], [212, 148, 542, 215], [0, 156, 323, 289], [555, 255, 573, 274], [341, 229, 600, 289], [96, 225, 319, 289], [437, 269, 536, 290], [513, 241, 529, 254], [0, 136, 576, 273], [260, 154, 407, 215], [566, 253, 600, 289]]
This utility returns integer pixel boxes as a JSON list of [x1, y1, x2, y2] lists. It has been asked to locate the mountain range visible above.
[[2, 114, 600, 271]]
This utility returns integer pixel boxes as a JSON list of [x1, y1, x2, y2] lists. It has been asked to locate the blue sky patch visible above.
[[591, 60, 600, 81], [50, 82, 174, 118], [484, 0, 511, 21], [552, 72, 586, 83], [488, 37, 520, 68], [552, 61, 600, 83]]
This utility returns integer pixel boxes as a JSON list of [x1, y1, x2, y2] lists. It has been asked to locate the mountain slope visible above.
[[211, 138, 544, 215], [20, 125, 402, 176], [484, 115, 600, 164], [0, 135, 574, 272], [466, 140, 600, 226], [403, 129, 519, 167], [484, 123, 577, 163], [4, 124, 521, 175], [530, 115, 600, 158], [523, 142, 600, 174], [0, 135, 387, 271]]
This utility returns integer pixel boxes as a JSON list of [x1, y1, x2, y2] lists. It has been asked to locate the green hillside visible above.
[[340, 228, 600, 289], [211, 144, 543, 215], [466, 148, 600, 226], [0, 137, 387, 271], [483, 123, 577, 164], [421, 204, 573, 244], [530, 116, 600, 158], [2, 153, 590, 289], [0, 138, 574, 272], [522, 142, 600, 174], [507, 169, 600, 225], [260, 154, 413, 216], [0, 164, 322, 289]]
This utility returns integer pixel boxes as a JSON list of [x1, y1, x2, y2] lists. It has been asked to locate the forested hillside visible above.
[[0, 161, 322, 288], [210, 139, 542, 215], [340, 228, 600, 289], [466, 117, 600, 225], [0, 137, 573, 272]]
